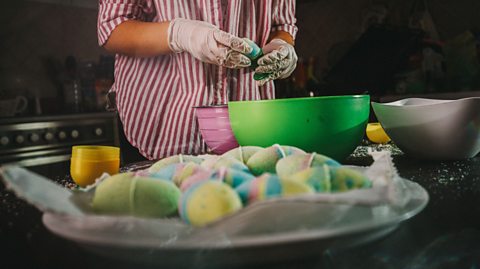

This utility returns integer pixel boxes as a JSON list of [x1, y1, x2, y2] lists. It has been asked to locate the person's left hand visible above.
[[255, 39, 298, 86]]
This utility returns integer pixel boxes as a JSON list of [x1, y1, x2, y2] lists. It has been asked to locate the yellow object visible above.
[[183, 181, 242, 226], [366, 123, 391, 144], [280, 179, 315, 197], [70, 145, 120, 187]]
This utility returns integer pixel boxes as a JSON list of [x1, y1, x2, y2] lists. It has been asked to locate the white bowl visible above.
[[372, 97, 480, 160]]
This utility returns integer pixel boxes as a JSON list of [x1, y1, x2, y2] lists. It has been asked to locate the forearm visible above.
[[103, 20, 172, 57], [269, 30, 294, 46]]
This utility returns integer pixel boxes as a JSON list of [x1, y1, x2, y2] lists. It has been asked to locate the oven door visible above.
[[0, 112, 119, 179], [0, 148, 71, 179]]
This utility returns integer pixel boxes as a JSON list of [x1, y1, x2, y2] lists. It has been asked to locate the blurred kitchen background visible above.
[[1, 0, 479, 115], [0, 0, 479, 176]]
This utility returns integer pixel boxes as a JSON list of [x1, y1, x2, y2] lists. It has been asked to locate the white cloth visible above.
[[255, 39, 298, 85], [168, 18, 252, 69]]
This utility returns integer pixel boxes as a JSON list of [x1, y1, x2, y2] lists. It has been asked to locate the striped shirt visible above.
[[98, 0, 297, 160]]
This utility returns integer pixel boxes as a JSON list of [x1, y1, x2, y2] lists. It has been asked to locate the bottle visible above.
[[293, 58, 307, 97], [62, 56, 83, 113], [79, 61, 97, 112], [95, 55, 114, 110]]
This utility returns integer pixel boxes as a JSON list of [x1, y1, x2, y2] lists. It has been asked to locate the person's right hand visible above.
[[168, 18, 252, 69]]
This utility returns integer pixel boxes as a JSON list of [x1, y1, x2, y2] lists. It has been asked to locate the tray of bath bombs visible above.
[[0, 144, 428, 251], [89, 144, 380, 227]]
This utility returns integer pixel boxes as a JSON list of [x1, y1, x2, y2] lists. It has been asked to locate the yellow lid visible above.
[[366, 123, 391, 144], [71, 145, 120, 161]]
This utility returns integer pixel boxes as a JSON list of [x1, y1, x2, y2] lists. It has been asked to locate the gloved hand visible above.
[[168, 18, 252, 69], [255, 39, 298, 86]]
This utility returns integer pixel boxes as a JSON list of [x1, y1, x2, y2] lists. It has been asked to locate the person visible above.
[[98, 0, 298, 160]]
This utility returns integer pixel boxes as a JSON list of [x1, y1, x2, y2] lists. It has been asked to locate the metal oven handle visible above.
[[4, 155, 71, 168]]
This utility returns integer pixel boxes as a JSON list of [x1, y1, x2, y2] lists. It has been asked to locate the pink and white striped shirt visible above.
[[98, 0, 297, 160]]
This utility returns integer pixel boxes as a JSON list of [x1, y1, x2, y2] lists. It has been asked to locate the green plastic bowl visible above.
[[228, 95, 370, 161]]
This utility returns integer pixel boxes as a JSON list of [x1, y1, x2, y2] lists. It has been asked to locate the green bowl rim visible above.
[[228, 95, 370, 105]]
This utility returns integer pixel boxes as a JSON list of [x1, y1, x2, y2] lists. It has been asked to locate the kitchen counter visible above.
[[1, 142, 480, 269]]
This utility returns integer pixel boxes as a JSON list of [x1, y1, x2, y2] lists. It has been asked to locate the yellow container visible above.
[[366, 123, 391, 144], [70, 145, 120, 187]]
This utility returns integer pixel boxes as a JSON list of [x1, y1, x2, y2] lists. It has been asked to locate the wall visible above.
[[1, 0, 479, 99], [0, 1, 104, 99], [295, 0, 480, 77]]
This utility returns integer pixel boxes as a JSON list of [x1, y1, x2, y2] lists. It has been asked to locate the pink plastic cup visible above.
[[194, 105, 239, 154]]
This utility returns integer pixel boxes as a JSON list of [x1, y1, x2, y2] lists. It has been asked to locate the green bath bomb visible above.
[[329, 167, 372, 192], [276, 153, 341, 179], [179, 181, 242, 226], [287, 166, 331, 192], [92, 173, 181, 218], [133, 177, 182, 217], [92, 172, 135, 214], [149, 154, 204, 173], [222, 146, 263, 164], [247, 145, 305, 176]]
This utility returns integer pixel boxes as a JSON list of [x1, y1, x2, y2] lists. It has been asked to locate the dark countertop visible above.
[[1, 143, 480, 269]]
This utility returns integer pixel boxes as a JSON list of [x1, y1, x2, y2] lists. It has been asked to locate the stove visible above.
[[0, 112, 119, 178]]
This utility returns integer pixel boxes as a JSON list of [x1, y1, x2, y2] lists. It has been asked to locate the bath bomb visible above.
[[202, 156, 250, 173], [247, 144, 306, 176], [199, 155, 220, 169], [179, 170, 216, 192], [329, 167, 372, 192], [180, 167, 254, 192], [235, 173, 314, 204], [287, 166, 331, 192], [276, 152, 341, 179], [211, 167, 255, 188], [222, 146, 263, 164], [92, 173, 181, 218], [179, 181, 242, 226], [243, 38, 263, 67], [149, 154, 204, 173], [150, 162, 208, 187]]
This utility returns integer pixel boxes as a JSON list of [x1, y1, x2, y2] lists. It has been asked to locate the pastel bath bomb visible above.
[[179, 170, 216, 192], [276, 152, 341, 179], [329, 167, 372, 192], [287, 166, 331, 192], [202, 156, 250, 173], [149, 154, 204, 173], [149, 162, 208, 187], [199, 155, 220, 169], [211, 167, 255, 188], [180, 167, 254, 192], [222, 146, 263, 164], [92, 173, 181, 218], [179, 181, 242, 226], [243, 38, 262, 60], [235, 173, 314, 204], [247, 145, 306, 176]]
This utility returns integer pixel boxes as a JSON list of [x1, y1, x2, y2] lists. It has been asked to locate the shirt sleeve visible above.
[[97, 0, 156, 46], [271, 0, 298, 40]]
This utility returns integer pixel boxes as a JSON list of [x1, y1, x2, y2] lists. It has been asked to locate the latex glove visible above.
[[168, 18, 252, 68], [255, 39, 298, 86]]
